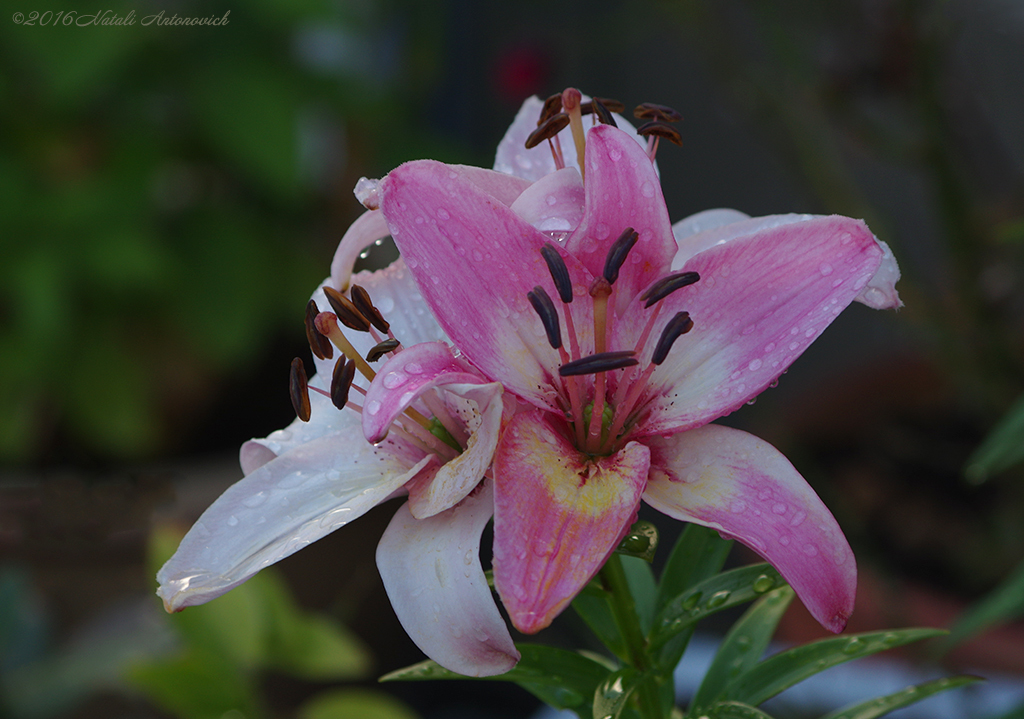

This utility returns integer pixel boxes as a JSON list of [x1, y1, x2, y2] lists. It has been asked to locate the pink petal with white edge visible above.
[[376, 480, 520, 677], [643, 424, 856, 633], [381, 160, 595, 411], [362, 341, 504, 518], [671, 213, 902, 310], [157, 431, 433, 612], [493, 95, 649, 182], [564, 125, 677, 314], [509, 167, 585, 237], [492, 409, 649, 634], [617, 216, 885, 437]]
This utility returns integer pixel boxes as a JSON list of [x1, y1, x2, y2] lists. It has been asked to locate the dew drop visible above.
[[802, 544, 818, 556], [842, 637, 865, 654], [641, 181, 655, 198], [405, 362, 424, 375], [772, 502, 787, 515], [227, 515, 239, 526], [472, 249, 484, 262], [242, 492, 267, 508], [730, 499, 747, 513], [779, 535, 791, 546], [707, 590, 731, 608], [748, 359, 763, 371], [366, 400, 382, 415], [790, 510, 807, 526], [437, 208, 450, 220], [819, 263, 834, 276], [753, 575, 775, 593], [682, 592, 702, 611], [383, 372, 406, 389], [609, 147, 623, 161]]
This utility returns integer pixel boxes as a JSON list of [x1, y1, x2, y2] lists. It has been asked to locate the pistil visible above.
[[562, 88, 587, 182]]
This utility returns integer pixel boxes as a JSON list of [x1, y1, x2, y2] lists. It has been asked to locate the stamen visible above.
[[366, 338, 400, 362], [559, 351, 638, 376], [590, 277, 612, 353], [315, 311, 376, 382], [641, 271, 700, 308], [540, 244, 574, 303], [562, 88, 587, 182], [636, 120, 683, 146], [652, 312, 694, 365], [538, 93, 563, 125], [581, 97, 626, 116], [331, 357, 356, 410], [289, 358, 312, 422], [525, 113, 570, 149], [603, 227, 639, 284], [634, 103, 683, 123], [587, 98, 618, 128], [305, 300, 334, 360], [350, 284, 390, 333], [322, 286, 371, 332], [527, 286, 562, 349]]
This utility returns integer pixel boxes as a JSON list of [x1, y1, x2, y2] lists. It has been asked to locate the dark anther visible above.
[[331, 358, 356, 410], [581, 97, 626, 115], [527, 286, 562, 350], [366, 338, 400, 362], [538, 93, 563, 125], [652, 312, 694, 365], [289, 357, 312, 422], [603, 227, 639, 284], [540, 244, 574, 303], [305, 300, 334, 361], [641, 271, 700, 308], [588, 98, 618, 127], [525, 113, 571, 149], [323, 285, 371, 332], [634, 103, 683, 123], [350, 284, 390, 333], [636, 120, 683, 146], [559, 350, 639, 376]]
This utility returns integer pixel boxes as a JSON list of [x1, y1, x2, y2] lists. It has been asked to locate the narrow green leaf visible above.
[[722, 628, 947, 706], [592, 667, 640, 719], [622, 555, 659, 635], [380, 645, 612, 719], [656, 524, 733, 614], [965, 392, 1024, 482], [939, 559, 1024, 653], [702, 700, 777, 718], [573, 584, 629, 662], [691, 587, 794, 711], [818, 675, 981, 719], [649, 565, 784, 653]]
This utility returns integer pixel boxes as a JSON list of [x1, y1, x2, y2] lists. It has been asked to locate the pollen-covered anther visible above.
[[305, 300, 334, 360], [331, 357, 356, 410], [582, 98, 618, 128], [289, 357, 312, 421], [538, 93, 563, 125], [634, 103, 683, 123], [636, 120, 683, 146], [603, 227, 639, 284], [366, 338, 400, 362], [641, 271, 701, 308], [559, 351, 638, 377], [652, 312, 694, 365], [581, 97, 625, 116], [527, 286, 562, 350], [323, 285, 371, 332], [540, 244, 574, 303], [525, 113, 571, 149], [350, 284, 390, 333]]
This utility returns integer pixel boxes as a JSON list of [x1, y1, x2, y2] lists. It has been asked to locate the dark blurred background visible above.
[[2, 0, 1023, 717]]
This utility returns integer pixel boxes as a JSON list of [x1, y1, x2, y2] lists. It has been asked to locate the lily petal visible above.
[[508, 167, 585, 237], [376, 480, 520, 677], [330, 209, 390, 291], [362, 341, 504, 518], [493, 408, 649, 633], [157, 431, 433, 611], [381, 160, 594, 411], [619, 216, 885, 436], [671, 212, 902, 311], [643, 423, 856, 633], [565, 125, 676, 313]]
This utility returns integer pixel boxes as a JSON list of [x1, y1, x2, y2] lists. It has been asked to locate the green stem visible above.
[[600, 554, 665, 719]]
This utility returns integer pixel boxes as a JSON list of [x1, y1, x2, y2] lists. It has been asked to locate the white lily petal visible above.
[[855, 239, 903, 309], [672, 208, 751, 243], [157, 431, 432, 611], [377, 480, 519, 677], [330, 209, 390, 291]]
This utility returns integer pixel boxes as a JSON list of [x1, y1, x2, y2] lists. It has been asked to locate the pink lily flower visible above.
[[376, 103, 901, 642]]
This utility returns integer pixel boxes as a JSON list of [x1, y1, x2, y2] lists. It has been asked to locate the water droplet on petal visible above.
[[366, 400, 382, 415], [383, 372, 406, 389], [819, 263, 834, 276], [748, 359, 763, 371], [227, 515, 239, 526]]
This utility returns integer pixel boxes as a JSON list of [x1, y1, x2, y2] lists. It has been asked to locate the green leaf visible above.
[[622, 556, 658, 636], [939, 559, 1024, 653], [965, 392, 1024, 482], [721, 628, 947, 706], [381, 645, 612, 719], [818, 675, 981, 719], [656, 524, 733, 615], [573, 583, 629, 663], [649, 565, 784, 656], [296, 688, 418, 719], [691, 587, 794, 711], [592, 667, 640, 719], [702, 700, 777, 718]]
